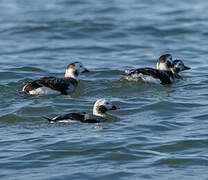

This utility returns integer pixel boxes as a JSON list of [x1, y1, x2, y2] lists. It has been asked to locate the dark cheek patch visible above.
[[74, 70, 79, 76], [98, 105, 108, 113]]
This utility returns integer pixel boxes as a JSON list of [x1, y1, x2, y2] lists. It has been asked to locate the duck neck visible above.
[[93, 105, 106, 118], [157, 63, 169, 71], [170, 68, 181, 79], [65, 69, 79, 80], [171, 67, 180, 74]]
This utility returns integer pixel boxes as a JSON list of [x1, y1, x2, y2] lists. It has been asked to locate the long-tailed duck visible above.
[[43, 98, 119, 123], [123, 54, 190, 85], [22, 62, 89, 95], [171, 59, 191, 79]]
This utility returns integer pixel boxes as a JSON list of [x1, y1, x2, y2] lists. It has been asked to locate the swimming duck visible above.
[[22, 62, 89, 95], [124, 54, 173, 85], [171, 59, 191, 79], [124, 54, 191, 85], [43, 98, 119, 123]]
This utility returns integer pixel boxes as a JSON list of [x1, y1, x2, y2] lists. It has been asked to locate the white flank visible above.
[[29, 87, 61, 95], [58, 119, 77, 123]]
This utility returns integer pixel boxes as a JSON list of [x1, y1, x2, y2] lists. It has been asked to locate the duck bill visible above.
[[82, 68, 90, 73], [110, 105, 119, 111], [182, 66, 191, 71]]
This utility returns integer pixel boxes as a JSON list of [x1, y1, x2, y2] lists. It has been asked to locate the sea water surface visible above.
[[1, 0, 208, 179]]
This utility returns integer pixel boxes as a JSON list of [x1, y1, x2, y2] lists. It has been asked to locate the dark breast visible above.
[[23, 76, 78, 95], [127, 68, 172, 85], [166, 71, 182, 80]]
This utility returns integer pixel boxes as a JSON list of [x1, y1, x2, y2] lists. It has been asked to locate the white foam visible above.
[[124, 73, 161, 84]]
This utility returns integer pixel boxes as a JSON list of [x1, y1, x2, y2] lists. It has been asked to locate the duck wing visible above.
[[53, 112, 86, 122], [44, 112, 103, 123], [23, 76, 77, 95], [126, 68, 172, 85]]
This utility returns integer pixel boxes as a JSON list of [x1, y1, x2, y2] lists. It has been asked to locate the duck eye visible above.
[[106, 102, 109, 105]]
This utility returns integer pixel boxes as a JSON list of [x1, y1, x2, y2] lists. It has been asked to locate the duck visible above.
[[123, 54, 173, 85], [171, 59, 191, 79], [43, 98, 119, 123], [22, 62, 89, 95], [160, 59, 191, 81], [123, 54, 190, 85]]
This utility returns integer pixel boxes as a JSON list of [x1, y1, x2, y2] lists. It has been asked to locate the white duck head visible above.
[[171, 59, 191, 73], [65, 62, 89, 79], [156, 54, 173, 71], [93, 98, 118, 117]]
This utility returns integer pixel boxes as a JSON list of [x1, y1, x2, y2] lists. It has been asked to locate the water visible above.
[[1, 0, 208, 179]]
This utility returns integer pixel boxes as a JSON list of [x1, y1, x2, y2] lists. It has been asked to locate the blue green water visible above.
[[1, 0, 208, 179]]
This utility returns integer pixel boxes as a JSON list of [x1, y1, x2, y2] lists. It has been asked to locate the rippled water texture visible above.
[[1, 0, 208, 179]]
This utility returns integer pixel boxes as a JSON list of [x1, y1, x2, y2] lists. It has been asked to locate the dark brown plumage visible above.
[[127, 68, 172, 85], [23, 77, 78, 95]]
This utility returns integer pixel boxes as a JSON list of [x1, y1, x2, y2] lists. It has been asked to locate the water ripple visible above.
[[0, 0, 208, 179]]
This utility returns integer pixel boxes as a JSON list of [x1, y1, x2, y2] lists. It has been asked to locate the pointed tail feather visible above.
[[42, 116, 55, 123]]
